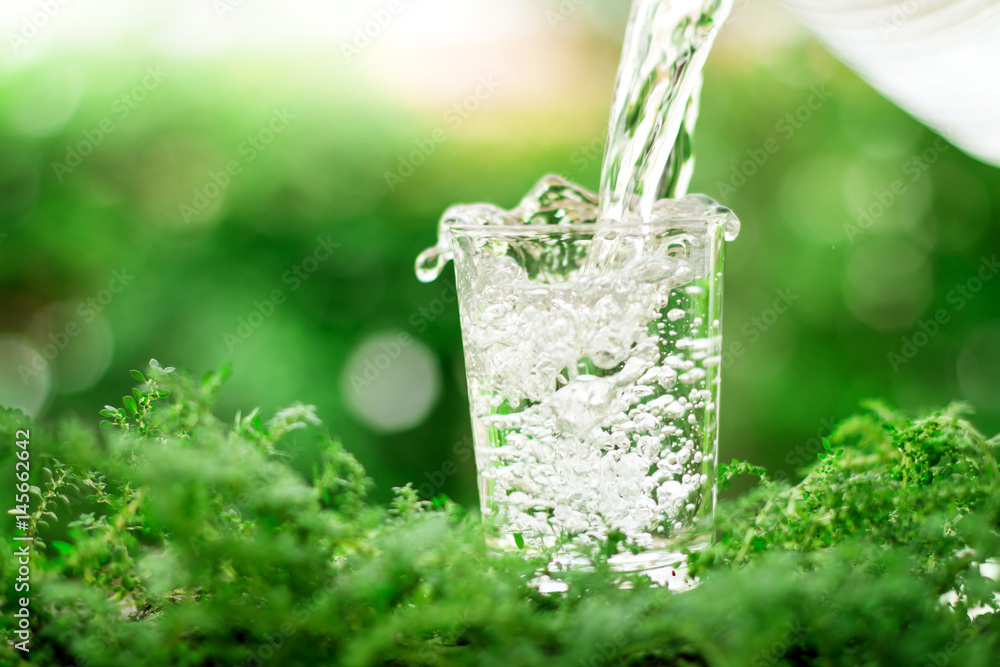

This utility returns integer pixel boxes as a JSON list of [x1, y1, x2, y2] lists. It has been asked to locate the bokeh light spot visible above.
[[28, 301, 114, 394], [341, 331, 441, 433], [5, 67, 83, 137], [0, 336, 53, 417]]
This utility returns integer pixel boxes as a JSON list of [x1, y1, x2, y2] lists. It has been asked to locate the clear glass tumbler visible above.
[[450, 201, 737, 581]]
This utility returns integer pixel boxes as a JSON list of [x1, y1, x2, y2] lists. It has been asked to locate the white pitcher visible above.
[[780, 0, 1000, 166]]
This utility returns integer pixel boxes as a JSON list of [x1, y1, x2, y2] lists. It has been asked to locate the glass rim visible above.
[[448, 215, 732, 237]]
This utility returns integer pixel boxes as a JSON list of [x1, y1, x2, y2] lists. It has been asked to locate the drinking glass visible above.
[[449, 202, 737, 583]]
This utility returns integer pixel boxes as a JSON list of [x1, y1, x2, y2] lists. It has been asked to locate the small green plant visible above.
[[2, 365, 999, 666]]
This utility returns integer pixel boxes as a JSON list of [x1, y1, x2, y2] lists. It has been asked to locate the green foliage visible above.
[[2, 366, 1000, 666], [693, 403, 1000, 584]]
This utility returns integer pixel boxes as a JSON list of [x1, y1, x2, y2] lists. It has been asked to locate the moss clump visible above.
[[2, 364, 999, 666]]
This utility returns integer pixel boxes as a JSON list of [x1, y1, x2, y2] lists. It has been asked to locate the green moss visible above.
[[2, 366, 999, 666]]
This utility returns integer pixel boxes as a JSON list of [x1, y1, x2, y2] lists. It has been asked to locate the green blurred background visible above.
[[1, 0, 997, 503]]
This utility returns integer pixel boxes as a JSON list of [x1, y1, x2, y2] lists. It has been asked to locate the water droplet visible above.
[[415, 246, 450, 283], [724, 213, 741, 242]]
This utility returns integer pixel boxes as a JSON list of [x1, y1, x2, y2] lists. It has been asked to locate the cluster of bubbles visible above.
[[432, 175, 735, 552]]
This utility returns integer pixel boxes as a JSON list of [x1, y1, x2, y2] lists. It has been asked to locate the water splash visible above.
[[600, 0, 733, 222], [416, 175, 599, 283], [416, 0, 734, 282], [415, 175, 738, 283]]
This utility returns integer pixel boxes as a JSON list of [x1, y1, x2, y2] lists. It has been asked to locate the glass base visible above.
[[492, 539, 705, 594]]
